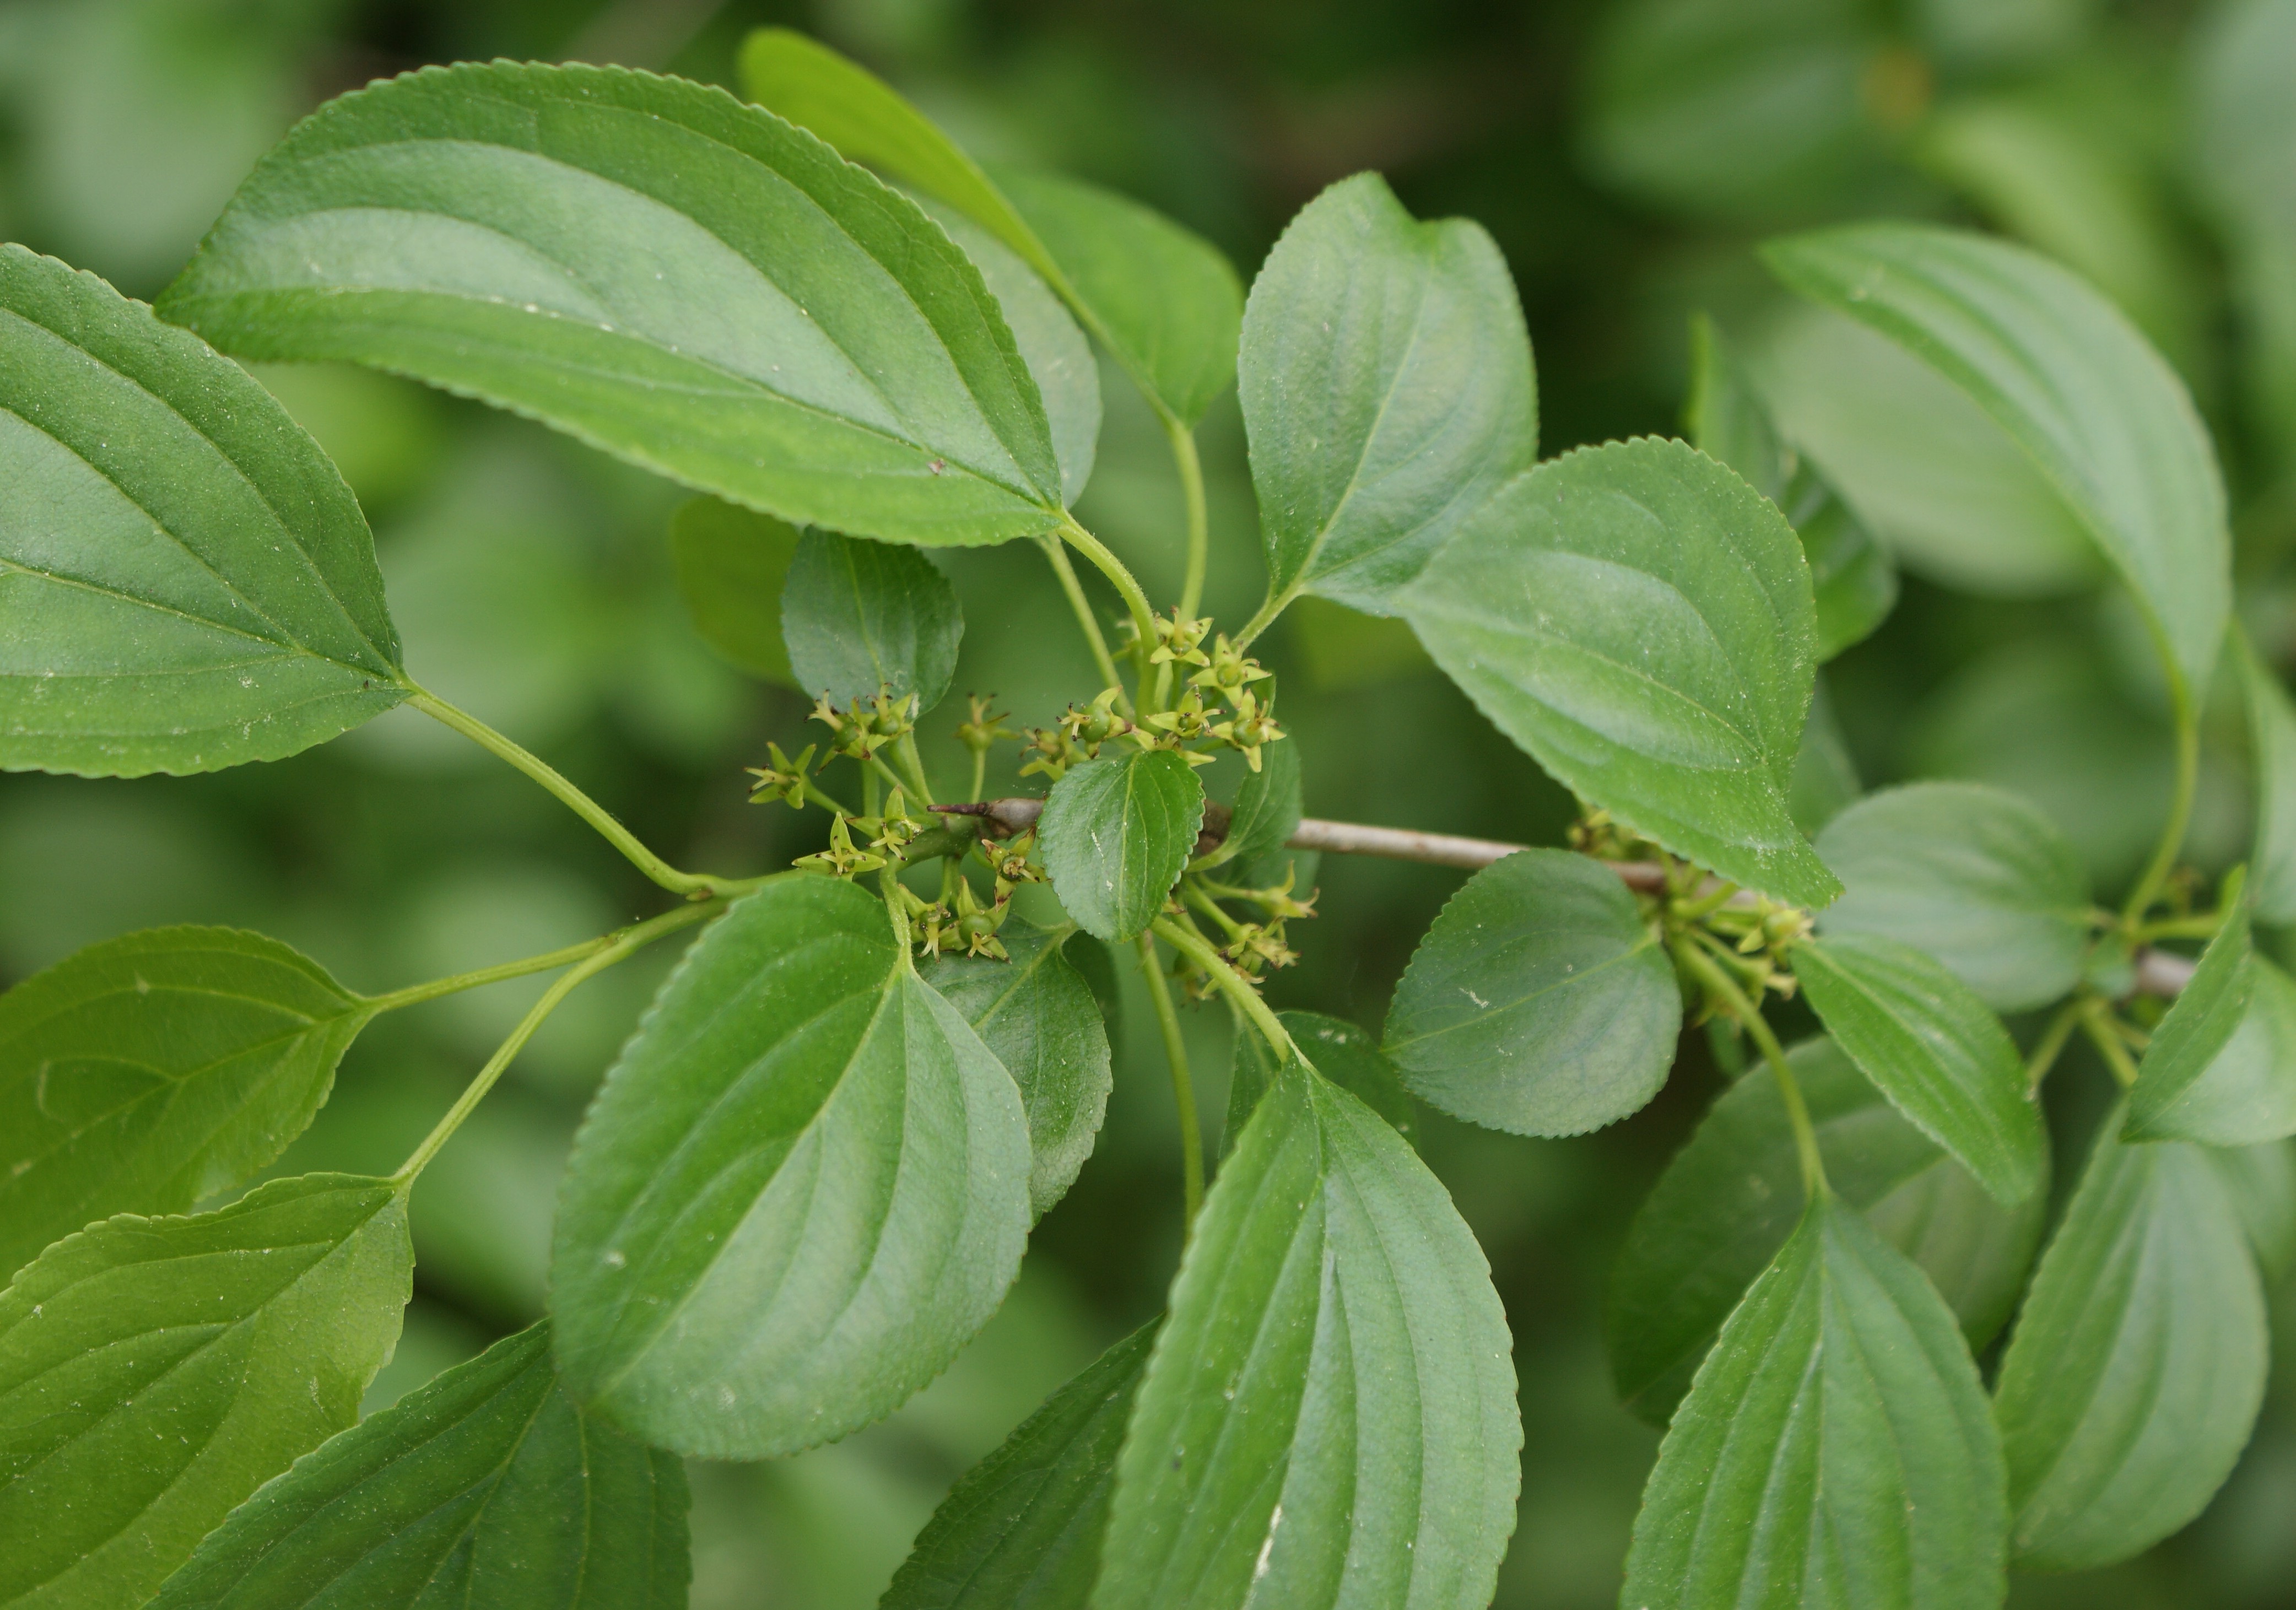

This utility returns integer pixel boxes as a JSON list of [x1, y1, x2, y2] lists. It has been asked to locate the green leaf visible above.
[[1816, 781, 2092, 1013], [156, 63, 1064, 547], [2238, 632, 2296, 923], [1764, 223, 2230, 698], [1619, 1193, 2007, 1610], [0, 1173, 412, 1610], [1201, 717, 1300, 874], [1607, 1036, 2046, 1426], [2127, 893, 2296, 1145], [1789, 673, 1862, 835], [550, 878, 1029, 1458], [1038, 751, 1206, 943], [735, 30, 1239, 428], [147, 1320, 686, 1609], [883, 1323, 1153, 1610], [781, 530, 963, 711], [1094, 1061, 1519, 1609], [667, 498, 798, 685], [922, 917, 1114, 1219], [2213, 1138, 2296, 1278], [1240, 173, 1536, 612], [0, 244, 403, 778], [0, 926, 371, 1284], [1686, 315, 1895, 660], [1226, 1011, 1417, 1154], [1793, 932, 2045, 1204], [1401, 436, 1841, 907], [1993, 1120, 2268, 1570], [1382, 848, 1678, 1137]]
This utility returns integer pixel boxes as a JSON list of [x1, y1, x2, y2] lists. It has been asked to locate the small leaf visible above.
[[1094, 1061, 1519, 1609], [1764, 223, 2230, 698], [0, 1174, 412, 1609], [550, 879, 1029, 1459], [667, 498, 798, 684], [1620, 1195, 2008, 1610], [1402, 436, 1840, 907], [1227, 1011, 1417, 1154], [1994, 1119, 2268, 1570], [147, 1321, 687, 1610], [0, 244, 404, 778], [1202, 715, 1300, 874], [2238, 631, 2296, 924], [781, 530, 963, 711], [0, 926, 372, 1283], [1794, 932, 2045, 1203], [883, 1323, 1153, 1610], [2127, 891, 2296, 1145], [1382, 848, 1678, 1137], [1608, 1036, 2046, 1426], [1816, 781, 2092, 1012], [1241, 173, 1536, 611], [1038, 751, 1206, 943], [158, 63, 1063, 547], [922, 917, 1114, 1218]]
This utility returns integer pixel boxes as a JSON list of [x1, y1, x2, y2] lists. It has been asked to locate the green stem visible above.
[[364, 936, 620, 1015], [410, 685, 722, 900], [867, 753, 913, 808], [1677, 942, 1827, 1199], [1230, 581, 1299, 657], [862, 765, 881, 820], [1152, 916, 1296, 1062], [2025, 997, 2086, 1092], [802, 777, 860, 818], [2081, 1002, 2143, 1089], [969, 746, 987, 805], [1169, 418, 1210, 624], [1180, 880, 1247, 940], [2121, 682, 2198, 926], [2134, 911, 2224, 943], [1059, 516, 1159, 706], [393, 900, 722, 1181], [1039, 534, 1131, 713], [1137, 933, 1206, 1228], [896, 733, 935, 806]]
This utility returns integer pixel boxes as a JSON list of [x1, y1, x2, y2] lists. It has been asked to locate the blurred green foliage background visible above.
[[4, 0, 2295, 1603]]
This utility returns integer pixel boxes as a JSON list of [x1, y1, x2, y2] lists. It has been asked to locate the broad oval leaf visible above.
[[1227, 1010, 1418, 1155], [922, 917, 1114, 1218], [1608, 1036, 2046, 1425], [1241, 172, 1536, 612], [884, 1323, 1153, 1610], [1994, 1120, 2268, 1570], [1793, 932, 2044, 1203], [2239, 632, 2296, 923], [1, 244, 403, 777], [550, 878, 1029, 1458], [1382, 848, 1678, 1137], [1620, 1194, 2008, 1610], [781, 530, 963, 711], [1095, 1060, 1519, 1610], [0, 1173, 412, 1610], [1401, 436, 1840, 907], [1816, 781, 2092, 1012], [0, 926, 371, 1283], [1764, 223, 2230, 697], [667, 498, 798, 684], [148, 1321, 687, 1610], [1038, 750, 1206, 943], [157, 63, 1065, 547], [2127, 893, 2296, 1145]]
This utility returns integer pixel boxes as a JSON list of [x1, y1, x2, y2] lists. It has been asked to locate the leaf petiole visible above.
[[1151, 915, 1297, 1064], [1136, 932, 1204, 1228], [2025, 996, 2087, 1092], [1038, 534, 1132, 715], [2120, 682, 2200, 928], [1057, 515, 1159, 708], [2079, 1000, 2143, 1089], [1674, 939, 1827, 1200]]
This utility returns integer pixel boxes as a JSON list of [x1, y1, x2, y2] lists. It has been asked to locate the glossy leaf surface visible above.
[[883, 1324, 1153, 1610], [1608, 1037, 2045, 1425], [550, 879, 1029, 1458], [1794, 932, 2044, 1203], [1994, 1122, 2268, 1570], [1765, 223, 2229, 696], [0, 1174, 411, 1610], [148, 1321, 687, 1610], [781, 530, 963, 711], [666, 498, 798, 684], [0, 926, 369, 1283], [1095, 1062, 1519, 1609], [1, 244, 403, 777], [1382, 848, 1677, 1137], [2128, 896, 2296, 1145], [1816, 781, 2090, 1012], [158, 63, 1065, 547], [1227, 1010, 1417, 1154], [1038, 750, 1205, 942], [922, 917, 1114, 1218], [1241, 172, 1536, 611], [1402, 437, 1839, 906], [1620, 1195, 2007, 1610]]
